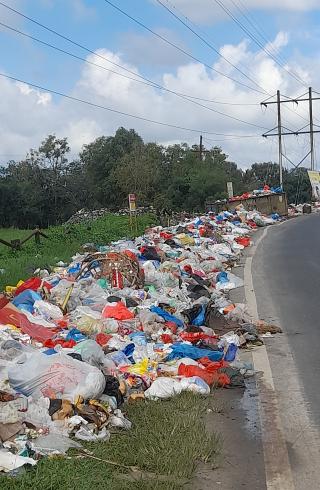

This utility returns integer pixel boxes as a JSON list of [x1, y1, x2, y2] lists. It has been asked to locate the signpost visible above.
[[227, 181, 234, 199], [128, 194, 138, 235]]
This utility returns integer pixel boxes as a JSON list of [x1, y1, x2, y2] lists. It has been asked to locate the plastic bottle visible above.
[[224, 343, 238, 362]]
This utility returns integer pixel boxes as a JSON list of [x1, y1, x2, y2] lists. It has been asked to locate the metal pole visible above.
[[277, 90, 283, 188], [199, 134, 203, 161], [309, 87, 315, 170]]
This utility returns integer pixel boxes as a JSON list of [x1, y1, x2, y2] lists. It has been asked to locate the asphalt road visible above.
[[252, 214, 320, 488]]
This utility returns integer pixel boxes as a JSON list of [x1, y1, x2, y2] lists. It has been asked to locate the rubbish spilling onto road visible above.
[[0, 205, 282, 474]]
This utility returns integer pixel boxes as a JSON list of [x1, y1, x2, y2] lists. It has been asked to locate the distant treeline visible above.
[[0, 127, 311, 228]]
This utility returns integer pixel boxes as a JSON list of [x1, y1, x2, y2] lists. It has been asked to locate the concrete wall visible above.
[[206, 193, 288, 216]]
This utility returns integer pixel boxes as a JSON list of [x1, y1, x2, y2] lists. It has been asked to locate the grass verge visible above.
[[0, 393, 220, 490], [0, 214, 156, 290]]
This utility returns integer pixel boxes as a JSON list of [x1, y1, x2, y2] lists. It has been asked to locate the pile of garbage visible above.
[[64, 208, 111, 225], [0, 204, 281, 474], [65, 206, 155, 225]]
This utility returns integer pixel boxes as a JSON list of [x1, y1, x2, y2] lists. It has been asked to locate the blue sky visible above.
[[0, 0, 320, 166]]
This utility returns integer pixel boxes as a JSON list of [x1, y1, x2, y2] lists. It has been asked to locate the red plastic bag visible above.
[[95, 333, 113, 346], [178, 363, 230, 387], [15, 277, 52, 296], [160, 232, 173, 240], [102, 302, 135, 320], [0, 304, 56, 342], [198, 357, 228, 372], [235, 237, 251, 248], [160, 334, 173, 344], [44, 339, 76, 349]]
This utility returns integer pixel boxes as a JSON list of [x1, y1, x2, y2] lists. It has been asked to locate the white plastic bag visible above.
[[180, 376, 210, 395], [33, 300, 63, 321], [8, 352, 106, 402], [144, 378, 182, 400]]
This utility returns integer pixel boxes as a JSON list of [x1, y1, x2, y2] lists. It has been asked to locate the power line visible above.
[[102, 0, 267, 95], [0, 8, 266, 128], [229, 0, 306, 83], [0, 71, 262, 138], [155, 0, 269, 96], [0, 17, 254, 108], [203, 134, 260, 143], [211, 0, 308, 88], [100, 0, 305, 128], [0, 23, 265, 130]]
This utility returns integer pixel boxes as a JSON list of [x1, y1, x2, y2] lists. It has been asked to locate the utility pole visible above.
[[199, 134, 203, 162], [261, 87, 320, 181], [277, 90, 283, 188], [192, 135, 210, 161], [309, 87, 315, 171]]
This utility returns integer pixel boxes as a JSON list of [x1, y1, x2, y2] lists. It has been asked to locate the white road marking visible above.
[[245, 227, 295, 489]]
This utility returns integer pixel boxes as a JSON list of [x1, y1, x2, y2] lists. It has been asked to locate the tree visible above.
[[80, 127, 143, 208]]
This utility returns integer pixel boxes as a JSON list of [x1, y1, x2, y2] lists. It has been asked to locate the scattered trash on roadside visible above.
[[0, 204, 283, 475]]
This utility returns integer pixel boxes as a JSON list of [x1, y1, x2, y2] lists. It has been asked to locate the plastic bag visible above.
[[178, 363, 229, 387], [0, 304, 56, 342], [8, 352, 106, 402], [150, 306, 184, 328], [144, 378, 182, 400], [32, 433, 82, 455], [12, 290, 42, 313], [180, 376, 210, 395], [73, 340, 106, 368], [33, 300, 63, 321], [75, 426, 110, 442], [108, 409, 132, 430], [167, 343, 223, 362], [102, 302, 134, 320], [0, 449, 37, 472]]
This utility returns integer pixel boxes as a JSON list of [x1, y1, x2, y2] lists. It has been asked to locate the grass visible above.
[[0, 393, 220, 490], [0, 214, 156, 291]]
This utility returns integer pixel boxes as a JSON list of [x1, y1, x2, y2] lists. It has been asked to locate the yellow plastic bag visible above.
[[125, 358, 149, 375], [5, 280, 24, 295], [175, 234, 195, 246]]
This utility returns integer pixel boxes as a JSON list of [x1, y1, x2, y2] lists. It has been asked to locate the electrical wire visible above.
[[0, 21, 269, 129], [155, 0, 269, 96], [102, 0, 267, 95], [0, 71, 263, 137], [211, 0, 308, 88], [228, 0, 304, 80]]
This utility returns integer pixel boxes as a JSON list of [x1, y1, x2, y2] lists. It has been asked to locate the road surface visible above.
[[253, 214, 320, 489]]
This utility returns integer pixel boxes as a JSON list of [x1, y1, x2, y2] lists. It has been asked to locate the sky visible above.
[[1, 0, 320, 167]]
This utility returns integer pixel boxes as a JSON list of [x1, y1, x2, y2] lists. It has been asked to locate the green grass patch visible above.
[[0, 393, 220, 490], [0, 214, 156, 290]]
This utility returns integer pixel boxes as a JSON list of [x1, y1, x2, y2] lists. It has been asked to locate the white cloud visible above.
[[0, 34, 317, 168]]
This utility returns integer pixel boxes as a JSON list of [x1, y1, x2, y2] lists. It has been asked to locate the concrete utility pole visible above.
[[277, 90, 283, 188], [261, 87, 320, 185], [309, 87, 315, 171], [199, 134, 203, 162]]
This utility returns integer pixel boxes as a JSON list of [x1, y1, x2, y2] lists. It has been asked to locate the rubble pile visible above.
[[0, 204, 282, 474]]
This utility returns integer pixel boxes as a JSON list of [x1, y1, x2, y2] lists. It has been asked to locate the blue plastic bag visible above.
[[12, 290, 42, 313], [216, 272, 229, 284], [150, 306, 184, 328], [66, 328, 87, 343], [166, 343, 223, 362], [193, 305, 206, 326], [224, 343, 238, 362]]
